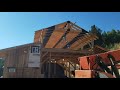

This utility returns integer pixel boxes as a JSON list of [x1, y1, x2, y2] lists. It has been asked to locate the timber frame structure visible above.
[[0, 21, 103, 78], [35, 21, 99, 78]]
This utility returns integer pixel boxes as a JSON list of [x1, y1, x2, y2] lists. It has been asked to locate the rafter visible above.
[[70, 34, 92, 49], [73, 35, 98, 50], [42, 26, 55, 47], [63, 31, 87, 49], [55, 29, 80, 48], [53, 21, 71, 48]]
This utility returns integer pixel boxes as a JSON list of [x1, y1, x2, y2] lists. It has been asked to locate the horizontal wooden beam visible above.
[[41, 48, 93, 54]]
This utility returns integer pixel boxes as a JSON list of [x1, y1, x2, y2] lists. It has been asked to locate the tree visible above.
[[103, 29, 120, 46], [89, 25, 104, 46], [89, 24, 120, 50], [0, 58, 4, 77]]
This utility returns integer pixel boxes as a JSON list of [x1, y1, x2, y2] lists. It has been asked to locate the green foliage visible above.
[[0, 59, 4, 67], [89, 25, 120, 50], [89, 25, 104, 46], [0, 58, 4, 76], [106, 43, 120, 50], [102, 29, 120, 46]]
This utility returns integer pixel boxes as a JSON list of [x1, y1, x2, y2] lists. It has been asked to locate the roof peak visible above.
[[67, 21, 71, 23]]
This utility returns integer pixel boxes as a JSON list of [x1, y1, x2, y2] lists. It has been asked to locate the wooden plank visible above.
[[94, 45, 108, 51], [0, 52, 6, 57], [0, 42, 40, 53], [45, 30, 65, 48], [8, 50, 14, 67], [34, 30, 47, 43], [55, 31, 79, 48], [70, 34, 97, 50], [23, 68, 35, 78], [63, 32, 85, 49], [72, 36, 92, 50], [16, 68, 23, 78], [2, 43, 42, 78], [6, 51, 10, 67], [70, 34, 91, 49], [42, 52, 49, 58], [21, 48, 25, 67], [23, 68, 29, 78], [70, 22, 85, 31], [15, 48, 19, 67], [41, 48, 92, 54], [42, 26, 55, 47], [53, 23, 71, 48], [73, 36, 97, 50], [24, 46, 29, 67], [34, 68, 41, 78], [46, 54, 81, 58], [17, 48, 22, 67], [23, 46, 29, 68], [55, 22, 67, 29], [3, 64, 8, 78]]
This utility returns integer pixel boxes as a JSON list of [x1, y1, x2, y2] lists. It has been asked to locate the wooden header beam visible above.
[[41, 48, 93, 54]]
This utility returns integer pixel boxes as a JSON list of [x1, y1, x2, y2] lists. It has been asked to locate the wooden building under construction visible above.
[[0, 21, 106, 78]]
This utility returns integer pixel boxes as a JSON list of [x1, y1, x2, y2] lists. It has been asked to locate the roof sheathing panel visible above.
[[45, 29, 65, 48], [55, 31, 80, 48], [34, 29, 47, 43], [34, 21, 98, 49]]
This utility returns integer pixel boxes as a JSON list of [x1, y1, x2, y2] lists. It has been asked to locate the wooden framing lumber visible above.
[[41, 48, 93, 54]]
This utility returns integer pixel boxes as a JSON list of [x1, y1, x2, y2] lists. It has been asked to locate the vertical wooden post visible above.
[[45, 62, 48, 78], [74, 63, 76, 70], [39, 43, 42, 77], [48, 56, 50, 78], [3, 53, 8, 78], [54, 60, 56, 78], [48, 52, 51, 78], [69, 61, 70, 78], [73, 63, 76, 78], [65, 61, 67, 77], [40, 42, 44, 78], [65, 61, 67, 76]]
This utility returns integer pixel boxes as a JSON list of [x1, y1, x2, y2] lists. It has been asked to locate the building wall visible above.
[[3, 43, 41, 78]]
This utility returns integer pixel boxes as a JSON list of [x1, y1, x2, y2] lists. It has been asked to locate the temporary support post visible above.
[[54, 60, 56, 77], [48, 52, 51, 78], [74, 63, 76, 70], [65, 61, 67, 77], [69, 61, 70, 78], [48, 60, 50, 78]]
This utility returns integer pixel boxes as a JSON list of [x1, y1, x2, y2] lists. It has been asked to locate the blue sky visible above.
[[0, 12, 120, 49]]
